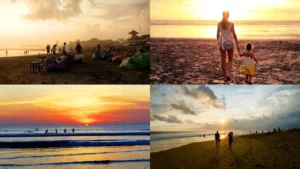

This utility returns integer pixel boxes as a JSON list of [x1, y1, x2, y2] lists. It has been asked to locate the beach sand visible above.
[[150, 39, 300, 84], [0, 51, 149, 84], [151, 131, 300, 169]]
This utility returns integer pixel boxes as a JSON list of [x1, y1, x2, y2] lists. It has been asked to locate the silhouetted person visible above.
[[76, 42, 82, 54], [36, 128, 38, 131], [203, 134, 205, 138], [62, 42, 67, 53], [72, 128, 75, 133], [45, 129, 48, 134], [278, 127, 280, 132], [273, 128, 277, 133], [215, 131, 220, 147], [228, 131, 233, 148], [6, 50, 7, 55], [64, 129, 67, 133], [256, 131, 258, 134], [46, 44, 50, 54], [55, 129, 57, 133]]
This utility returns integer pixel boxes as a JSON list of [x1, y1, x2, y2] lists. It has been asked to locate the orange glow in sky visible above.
[[0, 85, 150, 126], [151, 0, 300, 20]]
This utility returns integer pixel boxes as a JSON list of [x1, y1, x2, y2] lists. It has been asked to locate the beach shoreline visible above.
[[150, 38, 300, 84], [0, 51, 150, 84], [151, 131, 300, 169]]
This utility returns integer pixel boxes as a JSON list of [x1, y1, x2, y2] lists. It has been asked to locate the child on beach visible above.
[[239, 43, 258, 84]]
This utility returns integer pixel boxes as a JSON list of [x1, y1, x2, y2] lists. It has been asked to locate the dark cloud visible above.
[[179, 86, 226, 110], [151, 114, 182, 124], [170, 100, 197, 115], [185, 119, 201, 125], [150, 104, 170, 114]]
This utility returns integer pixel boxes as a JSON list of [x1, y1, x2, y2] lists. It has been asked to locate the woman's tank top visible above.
[[218, 22, 234, 50]]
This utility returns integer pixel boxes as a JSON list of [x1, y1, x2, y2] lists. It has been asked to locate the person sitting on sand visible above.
[[239, 43, 259, 84], [215, 131, 220, 147], [56, 51, 67, 64], [76, 42, 82, 54], [228, 131, 234, 148], [92, 44, 102, 60], [217, 11, 240, 82]]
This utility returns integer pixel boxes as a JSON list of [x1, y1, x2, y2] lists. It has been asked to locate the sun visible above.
[[85, 124, 89, 126], [220, 119, 225, 124]]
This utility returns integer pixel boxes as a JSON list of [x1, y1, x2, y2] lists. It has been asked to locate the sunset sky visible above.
[[0, 0, 149, 48], [151, 85, 300, 131], [0, 85, 150, 126], [151, 0, 300, 20]]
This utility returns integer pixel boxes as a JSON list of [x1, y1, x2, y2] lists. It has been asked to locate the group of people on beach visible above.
[[217, 11, 259, 84], [215, 131, 234, 148], [44, 128, 75, 134], [43, 42, 83, 67]]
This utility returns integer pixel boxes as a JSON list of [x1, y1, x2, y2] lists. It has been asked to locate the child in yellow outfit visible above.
[[239, 43, 258, 84]]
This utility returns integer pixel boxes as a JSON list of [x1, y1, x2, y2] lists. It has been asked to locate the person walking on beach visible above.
[[76, 42, 82, 54], [228, 131, 233, 148], [215, 131, 220, 147], [64, 129, 67, 133], [239, 43, 258, 84], [45, 129, 48, 134], [72, 128, 75, 133], [55, 129, 57, 133], [217, 11, 240, 82]]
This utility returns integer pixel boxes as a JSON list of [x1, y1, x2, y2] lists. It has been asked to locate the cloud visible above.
[[185, 119, 201, 125], [151, 114, 182, 124], [266, 89, 300, 106], [22, 0, 82, 21], [179, 86, 226, 109], [150, 104, 170, 114], [170, 100, 197, 115]]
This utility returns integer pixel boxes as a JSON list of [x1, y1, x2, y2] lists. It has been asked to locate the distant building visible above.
[[128, 30, 139, 40]]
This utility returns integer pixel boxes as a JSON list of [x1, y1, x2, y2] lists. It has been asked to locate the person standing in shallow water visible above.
[[217, 11, 240, 82], [215, 131, 220, 147]]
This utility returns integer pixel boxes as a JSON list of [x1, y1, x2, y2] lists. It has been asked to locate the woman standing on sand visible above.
[[217, 11, 240, 82]]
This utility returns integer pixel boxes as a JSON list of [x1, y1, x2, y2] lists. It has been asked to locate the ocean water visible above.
[[0, 125, 150, 169], [0, 50, 45, 57], [151, 20, 300, 39], [151, 130, 250, 153]]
